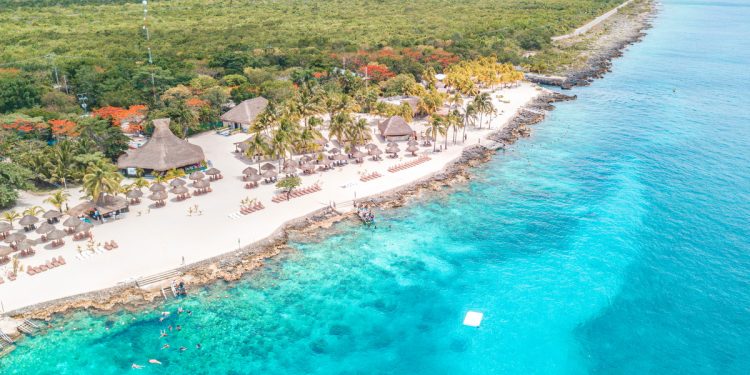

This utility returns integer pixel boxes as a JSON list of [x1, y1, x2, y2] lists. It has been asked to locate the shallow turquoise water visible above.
[[2, 0, 750, 373]]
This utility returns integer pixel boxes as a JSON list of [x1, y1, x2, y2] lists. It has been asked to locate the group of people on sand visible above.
[[131, 306, 201, 370]]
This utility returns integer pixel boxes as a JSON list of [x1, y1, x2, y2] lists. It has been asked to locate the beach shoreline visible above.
[[4, 90, 574, 324], [1, 0, 655, 334]]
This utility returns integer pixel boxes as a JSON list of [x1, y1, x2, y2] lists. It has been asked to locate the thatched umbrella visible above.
[[36, 222, 55, 235], [299, 155, 312, 163], [386, 145, 400, 156], [301, 163, 316, 173], [352, 150, 366, 163], [189, 171, 205, 180], [0, 246, 13, 259], [333, 153, 348, 161], [242, 166, 259, 176], [171, 185, 189, 195], [63, 216, 82, 230], [126, 188, 143, 204], [260, 163, 276, 171], [320, 158, 333, 167], [0, 221, 11, 234], [75, 221, 93, 234], [47, 229, 67, 246], [370, 148, 383, 160], [19, 215, 39, 228], [4, 232, 26, 244], [247, 173, 262, 182], [365, 143, 378, 150], [386, 141, 398, 148], [407, 139, 419, 146], [170, 178, 187, 187], [193, 179, 210, 189], [284, 159, 299, 168], [149, 190, 168, 204], [150, 183, 166, 192], [47, 229, 66, 241], [262, 169, 278, 181], [16, 239, 34, 252], [329, 147, 341, 155], [406, 145, 419, 156], [43, 209, 63, 222], [205, 167, 221, 180], [281, 164, 297, 175]]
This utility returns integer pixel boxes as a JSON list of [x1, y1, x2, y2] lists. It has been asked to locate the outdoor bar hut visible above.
[[117, 118, 205, 176], [378, 116, 414, 141]]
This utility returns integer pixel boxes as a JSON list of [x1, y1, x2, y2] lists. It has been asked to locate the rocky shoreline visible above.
[[2, 2, 654, 338], [527, 0, 656, 89]]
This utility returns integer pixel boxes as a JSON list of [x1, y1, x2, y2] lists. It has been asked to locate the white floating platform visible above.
[[463, 311, 484, 327]]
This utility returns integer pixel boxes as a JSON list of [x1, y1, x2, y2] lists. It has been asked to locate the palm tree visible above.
[[426, 116, 448, 152], [462, 103, 477, 143], [244, 133, 270, 171], [22, 206, 44, 217], [2, 210, 20, 229], [81, 163, 123, 202], [44, 190, 70, 212], [132, 177, 150, 189], [472, 93, 493, 129], [349, 118, 370, 149], [329, 112, 351, 146], [164, 168, 186, 180], [447, 110, 463, 145], [292, 83, 323, 130]]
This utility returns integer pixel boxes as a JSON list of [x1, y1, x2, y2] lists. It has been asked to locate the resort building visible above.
[[117, 118, 205, 175], [220, 97, 269, 132], [377, 96, 420, 115], [378, 116, 414, 141]]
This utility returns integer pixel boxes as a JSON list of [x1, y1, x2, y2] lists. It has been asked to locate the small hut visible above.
[[117, 118, 205, 175], [221, 97, 269, 132], [378, 116, 414, 141]]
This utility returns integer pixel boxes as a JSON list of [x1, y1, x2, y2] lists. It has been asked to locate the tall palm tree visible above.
[[348, 118, 370, 149], [22, 206, 44, 217], [81, 163, 123, 202], [292, 83, 323, 130], [472, 93, 493, 129], [462, 103, 477, 143], [245, 133, 270, 171], [329, 112, 351, 146], [2, 210, 20, 229], [132, 177, 150, 189], [44, 190, 70, 212], [426, 116, 448, 152], [447, 110, 463, 145]]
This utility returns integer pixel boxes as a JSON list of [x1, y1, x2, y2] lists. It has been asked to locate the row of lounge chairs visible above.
[[388, 155, 431, 173], [193, 187, 213, 195], [104, 241, 119, 251], [272, 184, 322, 203], [26, 256, 66, 276], [240, 202, 265, 215], [244, 182, 260, 189], [360, 172, 383, 182]]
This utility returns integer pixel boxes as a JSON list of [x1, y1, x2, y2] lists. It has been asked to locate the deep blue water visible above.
[[2, 0, 750, 373]]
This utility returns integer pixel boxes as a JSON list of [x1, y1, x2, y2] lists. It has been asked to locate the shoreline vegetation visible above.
[[0, 0, 655, 344]]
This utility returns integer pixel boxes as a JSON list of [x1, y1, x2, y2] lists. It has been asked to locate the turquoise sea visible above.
[[2, 0, 750, 373]]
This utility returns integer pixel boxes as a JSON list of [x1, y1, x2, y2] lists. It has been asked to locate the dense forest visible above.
[[0, 0, 622, 209]]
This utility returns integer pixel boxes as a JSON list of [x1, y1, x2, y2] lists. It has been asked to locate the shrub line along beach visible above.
[[0, 0, 654, 340]]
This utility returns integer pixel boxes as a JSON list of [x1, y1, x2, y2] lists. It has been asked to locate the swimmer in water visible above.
[[148, 359, 162, 365], [179, 346, 187, 352], [161, 344, 170, 350], [160, 330, 168, 338], [132, 363, 143, 369], [196, 343, 202, 349], [176, 325, 182, 331]]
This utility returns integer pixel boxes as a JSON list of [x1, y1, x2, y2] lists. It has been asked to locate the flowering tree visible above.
[[359, 64, 395, 82]]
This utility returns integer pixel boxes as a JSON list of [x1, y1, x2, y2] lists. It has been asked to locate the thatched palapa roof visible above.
[[117, 118, 205, 172], [378, 116, 413, 138], [221, 97, 269, 125]]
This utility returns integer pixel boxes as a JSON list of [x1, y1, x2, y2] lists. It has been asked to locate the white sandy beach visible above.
[[0, 82, 542, 314]]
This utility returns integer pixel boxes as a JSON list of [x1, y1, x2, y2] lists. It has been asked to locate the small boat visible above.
[[357, 207, 375, 226]]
